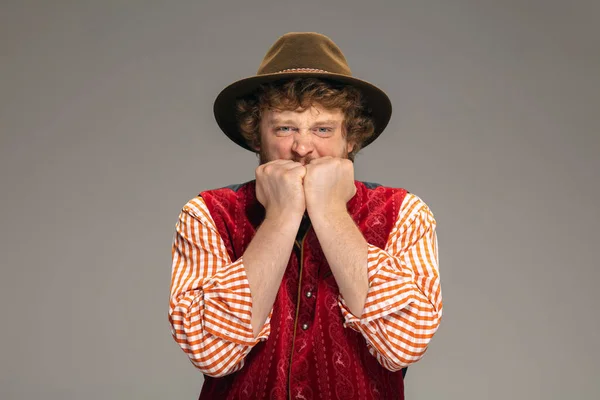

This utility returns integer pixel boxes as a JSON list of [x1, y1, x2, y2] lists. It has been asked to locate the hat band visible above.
[[274, 67, 330, 73]]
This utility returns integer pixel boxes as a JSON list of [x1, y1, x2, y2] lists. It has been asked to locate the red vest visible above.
[[199, 180, 408, 400]]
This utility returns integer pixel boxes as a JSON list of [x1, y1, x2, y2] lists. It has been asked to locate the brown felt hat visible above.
[[213, 32, 392, 151]]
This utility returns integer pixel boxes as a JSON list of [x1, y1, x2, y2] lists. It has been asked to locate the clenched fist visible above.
[[303, 157, 357, 216], [255, 160, 307, 219]]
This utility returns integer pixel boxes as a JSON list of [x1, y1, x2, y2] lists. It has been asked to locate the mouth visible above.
[[296, 158, 311, 166]]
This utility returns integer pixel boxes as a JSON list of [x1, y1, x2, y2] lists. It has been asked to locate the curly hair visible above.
[[235, 78, 375, 160]]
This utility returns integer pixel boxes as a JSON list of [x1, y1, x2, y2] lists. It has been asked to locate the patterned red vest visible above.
[[199, 180, 408, 400]]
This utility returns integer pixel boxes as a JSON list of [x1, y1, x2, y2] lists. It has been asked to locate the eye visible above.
[[315, 127, 333, 135], [275, 126, 295, 135]]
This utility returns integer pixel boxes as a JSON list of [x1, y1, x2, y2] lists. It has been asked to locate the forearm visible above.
[[243, 212, 303, 337], [169, 202, 265, 377], [336, 197, 443, 370], [310, 207, 369, 317]]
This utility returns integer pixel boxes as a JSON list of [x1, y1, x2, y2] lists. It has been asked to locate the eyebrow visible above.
[[312, 120, 341, 126], [267, 119, 296, 126], [267, 119, 341, 126]]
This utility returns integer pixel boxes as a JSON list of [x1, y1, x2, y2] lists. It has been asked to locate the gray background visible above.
[[1, 1, 598, 399]]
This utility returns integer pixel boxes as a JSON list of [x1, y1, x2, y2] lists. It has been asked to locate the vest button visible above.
[[301, 323, 309, 330], [305, 291, 312, 298]]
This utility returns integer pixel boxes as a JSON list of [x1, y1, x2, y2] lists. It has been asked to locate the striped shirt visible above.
[[169, 192, 442, 377]]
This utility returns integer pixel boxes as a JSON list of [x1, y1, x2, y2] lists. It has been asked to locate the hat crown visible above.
[[258, 32, 352, 76]]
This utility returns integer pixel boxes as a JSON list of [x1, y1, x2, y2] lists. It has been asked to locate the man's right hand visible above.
[[256, 160, 307, 219]]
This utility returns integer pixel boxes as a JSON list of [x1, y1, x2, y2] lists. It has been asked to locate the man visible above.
[[169, 32, 442, 399]]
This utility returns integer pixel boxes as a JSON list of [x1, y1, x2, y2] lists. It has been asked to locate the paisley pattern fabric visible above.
[[198, 180, 407, 399]]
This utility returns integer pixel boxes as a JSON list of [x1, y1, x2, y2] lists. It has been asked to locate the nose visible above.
[[292, 133, 314, 157]]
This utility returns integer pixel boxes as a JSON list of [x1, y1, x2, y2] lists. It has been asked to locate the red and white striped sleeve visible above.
[[168, 196, 272, 377], [338, 193, 443, 371]]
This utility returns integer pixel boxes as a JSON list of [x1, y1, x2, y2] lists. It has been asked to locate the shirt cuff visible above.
[[203, 258, 272, 346], [338, 244, 420, 330]]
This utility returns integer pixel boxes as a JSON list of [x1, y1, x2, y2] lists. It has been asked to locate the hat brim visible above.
[[213, 71, 392, 151]]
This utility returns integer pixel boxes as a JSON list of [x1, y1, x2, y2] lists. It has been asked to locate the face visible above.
[[256, 104, 355, 165]]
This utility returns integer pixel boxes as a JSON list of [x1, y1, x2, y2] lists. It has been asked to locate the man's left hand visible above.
[[304, 156, 357, 217]]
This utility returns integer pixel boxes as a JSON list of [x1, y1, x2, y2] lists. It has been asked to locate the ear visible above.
[[346, 141, 355, 154]]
